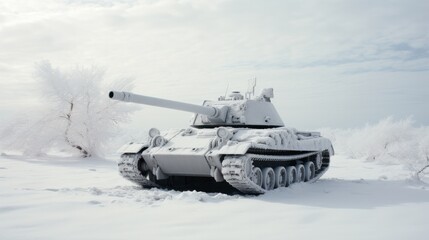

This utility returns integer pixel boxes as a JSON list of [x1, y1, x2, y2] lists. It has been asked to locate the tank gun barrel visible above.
[[109, 91, 223, 119]]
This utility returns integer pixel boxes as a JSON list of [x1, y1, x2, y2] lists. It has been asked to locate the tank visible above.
[[109, 88, 334, 194]]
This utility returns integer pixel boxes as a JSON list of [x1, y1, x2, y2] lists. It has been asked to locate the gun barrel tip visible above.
[[109, 91, 114, 98]]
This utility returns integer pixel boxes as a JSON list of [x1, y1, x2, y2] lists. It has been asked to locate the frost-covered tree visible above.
[[416, 135, 429, 181], [321, 117, 429, 183], [2, 61, 135, 157]]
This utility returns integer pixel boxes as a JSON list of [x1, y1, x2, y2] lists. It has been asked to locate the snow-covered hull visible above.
[[118, 127, 334, 194]]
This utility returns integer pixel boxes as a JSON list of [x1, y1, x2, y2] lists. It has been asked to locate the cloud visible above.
[[2, 0, 428, 72]]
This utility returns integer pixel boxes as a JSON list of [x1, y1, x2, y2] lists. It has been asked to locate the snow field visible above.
[[1, 154, 429, 240]]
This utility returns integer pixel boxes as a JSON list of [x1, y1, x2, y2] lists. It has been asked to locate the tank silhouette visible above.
[[109, 87, 334, 194]]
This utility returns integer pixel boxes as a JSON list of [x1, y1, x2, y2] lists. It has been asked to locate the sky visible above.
[[0, 0, 428, 132]]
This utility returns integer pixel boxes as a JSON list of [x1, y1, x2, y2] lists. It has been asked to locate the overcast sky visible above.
[[1, 0, 428, 131]]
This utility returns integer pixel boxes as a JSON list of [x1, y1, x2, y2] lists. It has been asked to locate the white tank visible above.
[[110, 88, 334, 194]]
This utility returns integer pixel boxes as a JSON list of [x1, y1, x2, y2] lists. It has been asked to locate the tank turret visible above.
[[109, 88, 284, 128]]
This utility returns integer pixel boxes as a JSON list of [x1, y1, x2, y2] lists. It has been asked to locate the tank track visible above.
[[118, 153, 159, 188], [221, 151, 329, 194], [118, 150, 329, 194]]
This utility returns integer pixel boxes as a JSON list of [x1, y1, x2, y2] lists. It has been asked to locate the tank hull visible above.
[[118, 127, 334, 194]]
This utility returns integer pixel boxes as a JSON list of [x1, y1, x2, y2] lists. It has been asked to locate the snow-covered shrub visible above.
[[1, 61, 135, 157], [321, 117, 429, 181]]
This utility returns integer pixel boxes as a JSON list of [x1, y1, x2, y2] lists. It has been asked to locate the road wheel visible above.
[[286, 166, 297, 186], [251, 167, 263, 187], [296, 164, 305, 183], [305, 161, 316, 181], [274, 166, 287, 188], [262, 167, 275, 190]]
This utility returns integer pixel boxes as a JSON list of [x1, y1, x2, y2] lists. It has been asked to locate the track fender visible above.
[[216, 141, 251, 155], [117, 142, 148, 154]]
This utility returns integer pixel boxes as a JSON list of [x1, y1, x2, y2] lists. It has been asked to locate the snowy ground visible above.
[[1, 154, 428, 240]]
